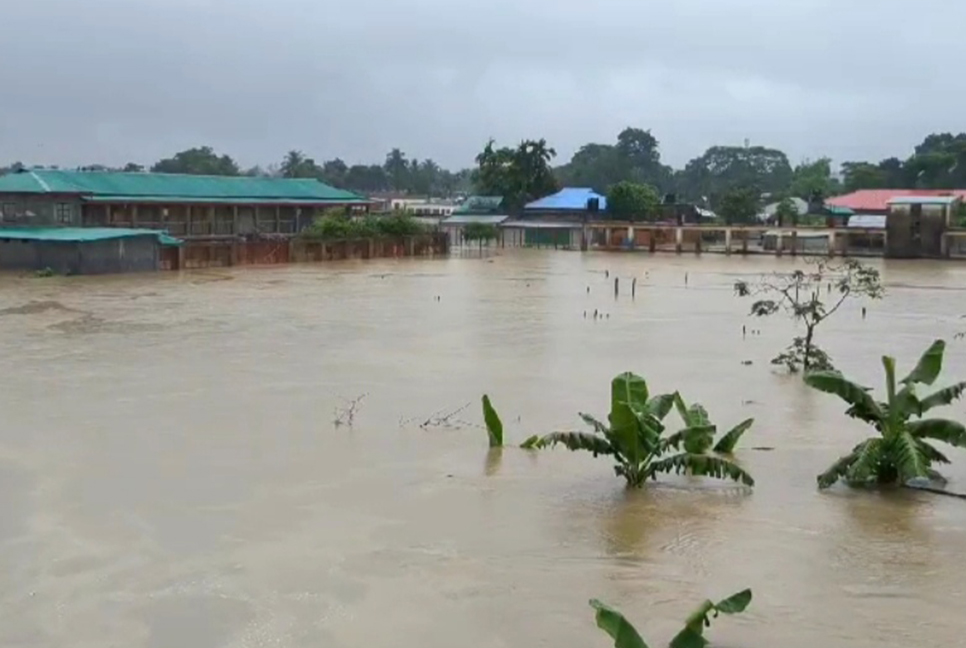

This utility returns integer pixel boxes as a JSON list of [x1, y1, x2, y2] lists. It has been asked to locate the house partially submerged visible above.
[[439, 196, 508, 245], [885, 195, 962, 258], [505, 188, 604, 248], [0, 169, 369, 238], [0, 227, 180, 274]]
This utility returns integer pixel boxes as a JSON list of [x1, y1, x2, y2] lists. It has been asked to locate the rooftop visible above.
[[452, 195, 505, 215], [887, 195, 962, 206], [0, 227, 182, 245], [524, 187, 606, 211], [0, 169, 367, 204], [826, 189, 966, 212]]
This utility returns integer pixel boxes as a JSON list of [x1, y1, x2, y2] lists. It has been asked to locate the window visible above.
[[55, 203, 73, 224]]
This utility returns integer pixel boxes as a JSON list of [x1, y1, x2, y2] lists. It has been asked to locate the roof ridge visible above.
[[28, 170, 52, 192]]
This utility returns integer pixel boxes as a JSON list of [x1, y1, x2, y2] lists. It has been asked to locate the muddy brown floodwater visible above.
[[1, 250, 966, 647]]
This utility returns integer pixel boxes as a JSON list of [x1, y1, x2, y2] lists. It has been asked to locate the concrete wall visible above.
[[0, 236, 159, 274], [0, 193, 83, 226]]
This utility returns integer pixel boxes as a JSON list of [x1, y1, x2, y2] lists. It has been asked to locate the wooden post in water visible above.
[[632, 277, 636, 298], [614, 277, 619, 298]]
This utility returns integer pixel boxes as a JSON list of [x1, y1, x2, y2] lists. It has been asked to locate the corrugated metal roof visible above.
[[0, 227, 182, 245], [524, 188, 606, 211], [0, 169, 364, 203], [452, 195, 504, 215], [827, 189, 966, 212], [887, 195, 961, 205], [760, 197, 809, 217], [82, 195, 365, 204], [440, 214, 509, 225], [502, 220, 582, 229]]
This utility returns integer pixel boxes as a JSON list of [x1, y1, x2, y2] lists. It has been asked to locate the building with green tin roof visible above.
[[0, 169, 370, 238]]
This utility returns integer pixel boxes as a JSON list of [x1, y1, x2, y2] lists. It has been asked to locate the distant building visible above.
[[885, 195, 962, 258], [508, 188, 605, 249], [0, 169, 369, 238], [827, 189, 966, 215], [0, 227, 180, 274], [439, 196, 508, 245], [389, 197, 456, 218]]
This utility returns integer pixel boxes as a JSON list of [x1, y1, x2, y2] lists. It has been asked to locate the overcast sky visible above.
[[1, 0, 962, 171]]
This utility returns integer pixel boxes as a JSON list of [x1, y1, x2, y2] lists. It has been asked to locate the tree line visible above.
[[3, 130, 964, 212]]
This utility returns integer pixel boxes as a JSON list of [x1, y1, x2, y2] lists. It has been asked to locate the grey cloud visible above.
[[1, 0, 963, 170]]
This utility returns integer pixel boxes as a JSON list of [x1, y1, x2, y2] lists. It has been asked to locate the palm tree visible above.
[[384, 148, 409, 192], [535, 372, 754, 488], [805, 339, 966, 488]]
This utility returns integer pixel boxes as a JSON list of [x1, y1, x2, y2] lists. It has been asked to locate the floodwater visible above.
[[1, 250, 965, 648]]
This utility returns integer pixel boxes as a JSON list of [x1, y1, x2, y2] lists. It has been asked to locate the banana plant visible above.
[[481, 394, 541, 449], [669, 394, 755, 455], [805, 339, 966, 488], [591, 588, 752, 648], [535, 373, 754, 488]]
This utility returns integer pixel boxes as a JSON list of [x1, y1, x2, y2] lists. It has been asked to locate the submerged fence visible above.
[[160, 233, 448, 270]]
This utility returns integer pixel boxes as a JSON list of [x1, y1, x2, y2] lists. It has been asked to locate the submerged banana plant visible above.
[[591, 588, 753, 648], [535, 373, 754, 488], [805, 339, 966, 488], [481, 394, 541, 449]]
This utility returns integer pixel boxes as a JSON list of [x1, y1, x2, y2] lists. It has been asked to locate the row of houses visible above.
[[1, 167, 965, 272]]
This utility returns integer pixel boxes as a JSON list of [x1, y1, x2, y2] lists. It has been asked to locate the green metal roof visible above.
[[452, 195, 504, 215], [0, 169, 366, 203], [0, 227, 182, 246], [83, 195, 365, 205]]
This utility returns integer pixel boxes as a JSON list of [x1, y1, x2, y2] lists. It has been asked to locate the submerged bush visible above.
[[300, 210, 427, 241]]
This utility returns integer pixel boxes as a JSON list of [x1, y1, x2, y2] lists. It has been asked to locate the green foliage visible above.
[[482, 395, 504, 448], [773, 197, 800, 226], [532, 373, 754, 488], [555, 128, 673, 194], [474, 138, 558, 211], [479, 395, 543, 449], [717, 186, 761, 224], [606, 181, 662, 221], [590, 589, 752, 648], [771, 336, 835, 373], [735, 258, 883, 373], [677, 145, 791, 207], [462, 222, 499, 242], [788, 157, 840, 201], [805, 339, 966, 488], [300, 211, 426, 241], [151, 146, 240, 176]]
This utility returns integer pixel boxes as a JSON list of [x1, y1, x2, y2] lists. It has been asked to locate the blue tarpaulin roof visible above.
[[525, 188, 606, 211]]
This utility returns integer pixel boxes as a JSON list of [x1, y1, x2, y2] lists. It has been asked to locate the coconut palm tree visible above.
[[805, 339, 966, 488], [535, 373, 754, 488]]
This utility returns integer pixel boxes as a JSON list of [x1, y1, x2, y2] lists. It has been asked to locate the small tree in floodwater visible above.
[[734, 258, 883, 373], [462, 222, 499, 252]]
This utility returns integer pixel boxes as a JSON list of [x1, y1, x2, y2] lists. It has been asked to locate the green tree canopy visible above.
[[474, 138, 557, 211], [606, 181, 661, 221], [151, 146, 239, 176], [717, 186, 761, 224]]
